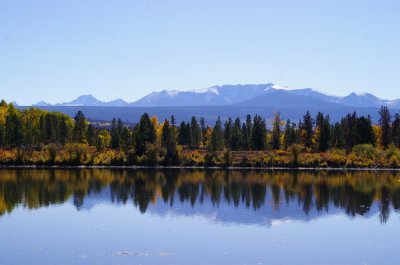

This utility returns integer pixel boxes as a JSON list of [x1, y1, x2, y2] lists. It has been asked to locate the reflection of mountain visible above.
[[0, 169, 398, 224]]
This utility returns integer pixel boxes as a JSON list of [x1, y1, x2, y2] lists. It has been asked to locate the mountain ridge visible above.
[[29, 83, 400, 109]]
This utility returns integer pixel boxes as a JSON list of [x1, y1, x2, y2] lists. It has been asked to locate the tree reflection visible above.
[[1, 169, 400, 223]]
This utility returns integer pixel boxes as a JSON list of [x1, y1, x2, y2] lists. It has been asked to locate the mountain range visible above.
[[31, 83, 400, 109]]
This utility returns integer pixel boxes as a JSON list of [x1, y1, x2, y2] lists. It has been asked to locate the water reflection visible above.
[[1, 169, 400, 223]]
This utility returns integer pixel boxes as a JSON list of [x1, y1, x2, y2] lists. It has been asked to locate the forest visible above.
[[1, 99, 400, 168]]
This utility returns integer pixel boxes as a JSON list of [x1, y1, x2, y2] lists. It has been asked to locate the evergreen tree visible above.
[[178, 121, 187, 145], [230, 117, 243, 151], [283, 120, 297, 149], [72, 111, 88, 143], [355, 116, 375, 145], [271, 113, 281, 150], [86, 124, 97, 146], [242, 114, 253, 150], [135, 113, 156, 155], [379, 106, 392, 149], [331, 122, 344, 148], [190, 116, 201, 148], [301, 111, 314, 149], [316, 112, 331, 152], [224, 118, 233, 149], [392, 114, 400, 148], [209, 117, 225, 151], [161, 119, 179, 164], [170, 115, 176, 127], [200, 117, 207, 147], [342, 112, 357, 151], [252, 115, 267, 150]]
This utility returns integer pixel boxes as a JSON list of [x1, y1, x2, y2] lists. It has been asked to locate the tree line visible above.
[[1, 99, 400, 166]]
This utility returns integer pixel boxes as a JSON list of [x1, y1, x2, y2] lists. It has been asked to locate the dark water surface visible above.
[[1, 169, 400, 265]]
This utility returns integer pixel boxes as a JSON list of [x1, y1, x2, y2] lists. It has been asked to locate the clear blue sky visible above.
[[1, 0, 399, 105]]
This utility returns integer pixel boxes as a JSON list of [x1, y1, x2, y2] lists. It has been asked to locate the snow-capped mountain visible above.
[[30, 83, 400, 109], [130, 84, 274, 106]]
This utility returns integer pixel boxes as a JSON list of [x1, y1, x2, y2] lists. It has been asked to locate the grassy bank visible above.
[[2, 144, 400, 168]]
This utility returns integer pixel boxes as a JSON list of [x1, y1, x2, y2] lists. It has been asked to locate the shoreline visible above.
[[1, 164, 400, 171]]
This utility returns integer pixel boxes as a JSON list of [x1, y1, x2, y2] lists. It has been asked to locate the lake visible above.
[[1, 169, 399, 265]]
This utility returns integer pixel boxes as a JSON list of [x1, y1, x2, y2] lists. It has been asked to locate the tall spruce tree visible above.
[[190, 116, 201, 148], [301, 111, 314, 149], [271, 113, 281, 150], [230, 117, 243, 151], [209, 117, 225, 151], [135, 113, 156, 155], [355, 116, 375, 145], [316, 112, 331, 152], [379, 106, 392, 149], [72, 111, 88, 143], [252, 115, 267, 150], [224, 118, 233, 149]]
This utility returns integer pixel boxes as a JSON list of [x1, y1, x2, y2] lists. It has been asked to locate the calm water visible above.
[[1, 169, 400, 265]]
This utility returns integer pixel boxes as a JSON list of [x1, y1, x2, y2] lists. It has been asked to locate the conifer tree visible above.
[[230, 117, 243, 151], [72, 111, 88, 143], [301, 111, 314, 149], [252, 115, 267, 150], [135, 113, 156, 155], [209, 117, 225, 151], [271, 113, 281, 150], [379, 106, 392, 149]]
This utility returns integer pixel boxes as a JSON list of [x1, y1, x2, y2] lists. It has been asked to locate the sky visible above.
[[0, 0, 399, 105]]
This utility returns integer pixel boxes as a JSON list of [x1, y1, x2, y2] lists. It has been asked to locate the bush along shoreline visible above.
[[1, 99, 400, 168]]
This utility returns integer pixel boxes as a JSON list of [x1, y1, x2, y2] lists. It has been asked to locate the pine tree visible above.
[[135, 113, 156, 155], [72, 111, 88, 143], [301, 111, 314, 149], [342, 112, 357, 151], [209, 117, 225, 151], [230, 117, 243, 151], [355, 116, 375, 145], [224, 118, 233, 149], [190, 116, 201, 148], [283, 120, 297, 149], [331, 122, 344, 148], [392, 114, 400, 147], [379, 106, 392, 149], [242, 114, 253, 150], [315, 112, 331, 152], [271, 113, 281, 150], [252, 115, 267, 150]]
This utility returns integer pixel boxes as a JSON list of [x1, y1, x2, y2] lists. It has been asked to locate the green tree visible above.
[[135, 113, 156, 155], [252, 115, 267, 150], [283, 120, 297, 149], [5, 104, 23, 147], [392, 114, 400, 148], [301, 111, 314, 149], [72, 111, 88, 143], [161, 119, 179, 165], [209, 117, 225, 151], [271, 113, 281, 150], [230, 117, 243, 151], [224, 117, 233, 149], [316, 112, 331, 152], [355, 116, 375, 145], [379, 106, 391, 149], [190, 116, 201, 148]]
